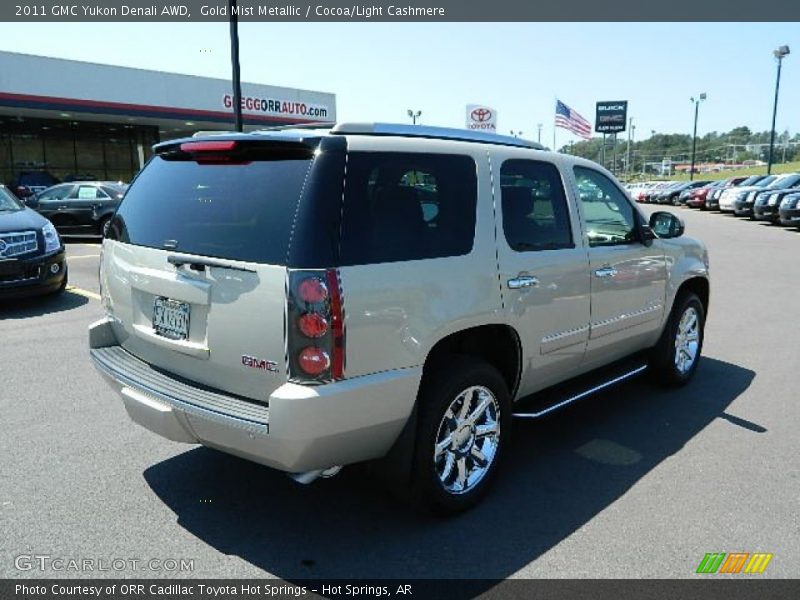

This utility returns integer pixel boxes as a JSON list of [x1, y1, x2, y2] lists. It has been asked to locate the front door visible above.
[[493, 154, 591, 396], [571, 166, 667, 367]]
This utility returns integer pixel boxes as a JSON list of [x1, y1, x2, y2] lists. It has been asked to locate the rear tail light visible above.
[[287, 269, 345, 383]]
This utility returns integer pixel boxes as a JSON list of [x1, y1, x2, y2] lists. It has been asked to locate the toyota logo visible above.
[[0, 240, 7, 255], [471, 108, 492, 122]]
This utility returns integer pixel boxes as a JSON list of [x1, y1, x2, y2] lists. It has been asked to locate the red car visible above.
[[686, 177, 747, 209]]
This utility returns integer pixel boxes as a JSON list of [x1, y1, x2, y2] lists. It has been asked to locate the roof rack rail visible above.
[[253, 122, 336, 132], [330, 123, 545, 150]]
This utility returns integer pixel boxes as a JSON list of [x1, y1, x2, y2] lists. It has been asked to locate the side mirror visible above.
[[649, 211, 685, 239]]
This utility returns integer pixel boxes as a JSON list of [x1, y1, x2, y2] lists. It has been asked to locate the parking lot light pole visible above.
[[537, 123, 543, 143], [689, 93, 706, 181], [767, 45, 790, 175], [229, 0, 243, 132], [407, 109, 421, 124]]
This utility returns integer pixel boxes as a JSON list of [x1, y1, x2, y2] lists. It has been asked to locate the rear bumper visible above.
[[89, 318, 421, 473], [0, 248, 66, 299]]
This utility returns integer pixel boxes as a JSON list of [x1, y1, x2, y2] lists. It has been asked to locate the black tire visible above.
[[410, 356, 511, 514], [649, 292, 705, 386], [98, 215, 112, 237]]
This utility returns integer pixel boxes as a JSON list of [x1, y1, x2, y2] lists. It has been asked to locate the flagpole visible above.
[[553, 127, 556, 152]]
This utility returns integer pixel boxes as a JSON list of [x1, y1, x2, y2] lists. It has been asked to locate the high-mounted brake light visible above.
[[180, 141, 238, 153]]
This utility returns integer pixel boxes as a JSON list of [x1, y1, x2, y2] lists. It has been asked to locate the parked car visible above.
[[28, 181, 127, 235], [733, 173, 800, 218], [672, 181, 713, 206], [777, 192, 800, 227], [707, 175, 766, 210], [751, 173, 800, 223], [8, 171, 60, 200], [719, 175, 777, 213], [686, 180, 728, 209], [0, 184, 67, 299], [645, 181, 680, 203], [89, 123, 710, 513], [629, 181, 659, 203]]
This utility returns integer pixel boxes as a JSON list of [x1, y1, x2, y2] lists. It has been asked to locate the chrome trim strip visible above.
[[91, 350, 269, 434], [512, 364, 648, 419], [590, 303, 662, 337]]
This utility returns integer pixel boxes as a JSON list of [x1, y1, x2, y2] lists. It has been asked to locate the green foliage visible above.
[[560, 126, 799, 177]]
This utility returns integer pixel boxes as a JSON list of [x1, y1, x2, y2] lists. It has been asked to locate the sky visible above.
[[1, 22, 797, 143]]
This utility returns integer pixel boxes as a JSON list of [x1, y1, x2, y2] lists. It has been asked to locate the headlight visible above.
[[42, 221, 61, 253]]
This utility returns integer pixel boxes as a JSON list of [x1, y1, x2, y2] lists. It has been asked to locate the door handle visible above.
[[594, 266, 618, 278], [507, 275, 539, 289]]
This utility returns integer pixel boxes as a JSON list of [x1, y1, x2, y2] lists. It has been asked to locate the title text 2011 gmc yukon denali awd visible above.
[[89, 124, 709, 513]]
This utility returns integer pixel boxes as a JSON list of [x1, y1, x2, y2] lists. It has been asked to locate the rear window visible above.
[[112, 153, 314, 265]]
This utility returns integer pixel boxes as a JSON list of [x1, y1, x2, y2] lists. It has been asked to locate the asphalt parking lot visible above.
[[1, 208, 798, 581]]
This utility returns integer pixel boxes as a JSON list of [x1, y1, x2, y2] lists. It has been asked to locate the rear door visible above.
[[493, 152, 591, 395], [103, 138, 338, 402], [68, 184, 108, 226]]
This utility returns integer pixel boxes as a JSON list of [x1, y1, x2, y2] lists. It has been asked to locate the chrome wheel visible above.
[[674, 306, 700, 374], [433, 385, 500, 495]]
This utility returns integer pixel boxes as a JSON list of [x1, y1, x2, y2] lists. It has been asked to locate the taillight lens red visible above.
[[298, 313, 328, 338], [288, 270, 344, 383], [298, 347, 331, 376], [298, 277, 328, 303]]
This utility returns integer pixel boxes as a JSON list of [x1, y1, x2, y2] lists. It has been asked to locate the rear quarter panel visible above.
[[339, 137, 504, 378]]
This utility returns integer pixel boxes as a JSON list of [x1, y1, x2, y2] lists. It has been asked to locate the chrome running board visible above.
[[513, 364, 648, 419]]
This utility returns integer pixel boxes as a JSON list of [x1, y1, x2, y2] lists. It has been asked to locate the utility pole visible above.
[[689, 93, 706, 181], [228, 0, 243, 132], [768, 46, 790, 174], [626, 118, 634, 179]]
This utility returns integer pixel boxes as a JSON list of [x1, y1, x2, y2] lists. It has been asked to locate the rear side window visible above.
[[500, 159, 573, 252], [338, 152, 477, 265], [112, 154, 313, 264]]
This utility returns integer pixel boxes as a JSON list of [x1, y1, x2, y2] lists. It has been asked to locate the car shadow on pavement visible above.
[[143, 356, 755, 582], [0, 292, 87, 319]]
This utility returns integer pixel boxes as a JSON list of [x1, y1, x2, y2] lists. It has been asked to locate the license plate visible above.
[[153, 297, 190, 341]]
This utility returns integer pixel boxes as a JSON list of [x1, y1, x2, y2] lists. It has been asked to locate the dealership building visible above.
[[0, 51, 336, 185]]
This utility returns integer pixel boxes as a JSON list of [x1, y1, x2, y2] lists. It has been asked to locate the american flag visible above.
[[555, 99, 592, 140]]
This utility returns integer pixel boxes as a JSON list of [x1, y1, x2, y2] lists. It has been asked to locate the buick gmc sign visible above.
[[595, 101, 628, 133], [223, 94, 330, 119]]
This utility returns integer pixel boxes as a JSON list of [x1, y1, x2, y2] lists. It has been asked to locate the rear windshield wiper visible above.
[[168, 255, 256, 273]]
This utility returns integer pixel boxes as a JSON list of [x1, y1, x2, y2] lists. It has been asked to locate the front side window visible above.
[[574, 166, 638, 247], [37, 185, 73, 201], [500, 159, 573, 252], [339, 152, 477, 265]]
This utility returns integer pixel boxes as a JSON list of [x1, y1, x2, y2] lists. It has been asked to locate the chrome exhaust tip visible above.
[[288, 465, 342, 485]]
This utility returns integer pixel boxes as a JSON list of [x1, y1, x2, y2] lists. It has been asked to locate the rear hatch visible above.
[[102, 134, 345, 401]]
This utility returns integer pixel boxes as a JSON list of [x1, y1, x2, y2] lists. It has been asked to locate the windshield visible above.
[[768, 174, 800, 190], [0, 186, 23, 211], [738, 176, 761, 186], [756, 176, 777, 187]]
